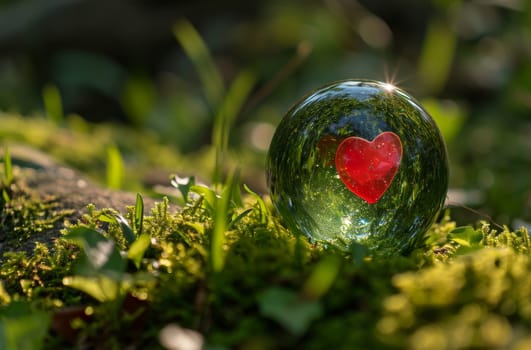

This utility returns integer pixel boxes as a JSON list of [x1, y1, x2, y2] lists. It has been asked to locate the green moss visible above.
[[0, 113, 264, 193], [379, 247, 531, 349], [0, 197, 60, 249], [0, 173, 530, 349]]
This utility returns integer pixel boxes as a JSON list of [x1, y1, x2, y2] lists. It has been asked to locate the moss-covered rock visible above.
[[0, 148, 530, 349]]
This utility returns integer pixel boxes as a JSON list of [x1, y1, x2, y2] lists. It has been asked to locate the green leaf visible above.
[[449, 226, 483, 247], [62, 275, 121, 302], [121, 74, 156, 126], [258, 287, 322, 336], [2, 189, 9, 203], [421, 98, 466, 143], [99, 212, 136, 246], [127, 234, 151, 269], [64, 227, 126, 276], [449, 226, 484, 255], [190, 185, 217, 213], [0, 301, 50, 350], [171, 175, 196, 203], [0, 282, 10, 305], [302, 255, 341, 299], [114, 213, 136, 245]]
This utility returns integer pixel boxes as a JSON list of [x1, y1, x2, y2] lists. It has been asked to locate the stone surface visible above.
[[1, 145, 163, 255]]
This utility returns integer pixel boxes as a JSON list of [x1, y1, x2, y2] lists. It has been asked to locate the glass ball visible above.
[[266, 80, 448, 254]]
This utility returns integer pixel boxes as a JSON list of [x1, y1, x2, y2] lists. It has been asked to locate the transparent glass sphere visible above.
[[267, 80, 448, 254]]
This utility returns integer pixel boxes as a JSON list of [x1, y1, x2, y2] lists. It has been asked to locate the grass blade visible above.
[[418, 19, 456, 94], [2, 144, 13, 185], [212, 70, 255, 184], [173, 19, 224, 107], [133, 193, 144, 236], [127, 233, 151, 269], [211, 169, 239, 272], [106, 145, 124, 190], [244, 184, 268, 224], [42, 84, 64, 126], [103, 212, 136, 246]]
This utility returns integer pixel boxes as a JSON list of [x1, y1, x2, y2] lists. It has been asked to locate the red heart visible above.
[[335, 131, 402, 204]]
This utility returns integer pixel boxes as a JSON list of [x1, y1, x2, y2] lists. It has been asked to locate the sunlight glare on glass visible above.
[[383, 82, 396, 92]]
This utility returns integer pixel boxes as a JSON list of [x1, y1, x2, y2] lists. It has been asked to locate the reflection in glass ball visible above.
[[267, 80, 448, 254]]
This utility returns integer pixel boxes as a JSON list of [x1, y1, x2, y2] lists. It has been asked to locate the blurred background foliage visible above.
[[0, 0, 530, 228]]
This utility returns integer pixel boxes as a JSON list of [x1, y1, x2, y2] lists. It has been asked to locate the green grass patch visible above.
[[0, 175, 530, 349]]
